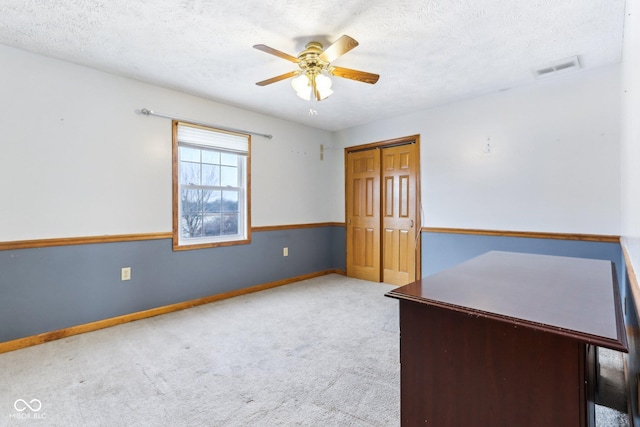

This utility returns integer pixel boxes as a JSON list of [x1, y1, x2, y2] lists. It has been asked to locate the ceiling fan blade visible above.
[[256, 71, 299, 86], [253, 44, 299, 63], [319, 35, 359, 63], [329, 66, 379, 84]]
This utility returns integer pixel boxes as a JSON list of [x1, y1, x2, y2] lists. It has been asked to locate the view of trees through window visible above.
[[173, 121, 249, 250], [179, 146, 241, 239]]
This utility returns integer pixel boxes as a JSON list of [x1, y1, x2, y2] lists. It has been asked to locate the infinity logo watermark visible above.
[[9, 399, 46, 420], [14, 399, 42, 412]]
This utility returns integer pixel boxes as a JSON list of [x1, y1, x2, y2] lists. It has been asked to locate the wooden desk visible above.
[[386, 251, 628, 427]]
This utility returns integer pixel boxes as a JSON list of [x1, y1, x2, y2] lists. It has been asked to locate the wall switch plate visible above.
[[283, 247, 288, 257], [121, 267, 131, 281]]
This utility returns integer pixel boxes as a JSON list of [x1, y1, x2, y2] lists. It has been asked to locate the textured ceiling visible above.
[[0, 0, 627, 131]]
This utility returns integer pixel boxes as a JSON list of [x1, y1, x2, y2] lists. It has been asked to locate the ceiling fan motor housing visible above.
[[298, 42, 328, 75]]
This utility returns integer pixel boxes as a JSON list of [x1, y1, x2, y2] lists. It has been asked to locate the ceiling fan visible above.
[[253, 35, 379, 102]]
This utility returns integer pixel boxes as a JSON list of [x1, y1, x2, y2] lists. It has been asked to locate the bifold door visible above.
[[346, 141, 420, 285]]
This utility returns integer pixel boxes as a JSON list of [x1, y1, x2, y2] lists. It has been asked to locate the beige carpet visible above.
[[597, 347, 630, 426], [0, 274, 630, 426], [1, 275, 400, 426]]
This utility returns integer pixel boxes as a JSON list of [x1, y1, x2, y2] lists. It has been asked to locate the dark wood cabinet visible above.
[[386, 251, 628, 427]]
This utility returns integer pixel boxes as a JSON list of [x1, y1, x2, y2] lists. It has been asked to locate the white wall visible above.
[[0, 44, 334, 241], [621, 0, 640, 269], [1, 42, 626, 241], [333, 65, 622, 235]]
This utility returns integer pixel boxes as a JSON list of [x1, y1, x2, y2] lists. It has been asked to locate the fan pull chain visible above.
[[309, 75, 318, 116]]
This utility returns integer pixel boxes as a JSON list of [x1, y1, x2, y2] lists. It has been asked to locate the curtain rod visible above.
[[135, 108, 273, 139]]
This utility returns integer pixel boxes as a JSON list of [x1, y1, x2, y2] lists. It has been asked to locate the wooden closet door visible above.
[[381, 144, 418, 286], [346, 149, 381, 282]]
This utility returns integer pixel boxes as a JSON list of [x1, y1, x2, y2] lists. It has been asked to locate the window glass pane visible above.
[[202, 150, 220, 165], [221, 166, 238, 187], [203, 214, 221, 236], [202, 190, 222, 212], [181, 214, 203, 238], [175, 124, 249, 248], [182, 189, 203, 212], [202, 164, 220, 186], [222, 191, 239, 212], [180, 161, 201, 185], [222, 214, 238, 235], [180, 146, 201, 163], [221, 152, 237, 166]]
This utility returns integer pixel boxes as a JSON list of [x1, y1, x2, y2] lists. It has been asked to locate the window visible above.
[[173, 121, 250, 250]]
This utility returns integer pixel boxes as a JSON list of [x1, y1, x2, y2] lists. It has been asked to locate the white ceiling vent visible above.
[[532, 56, 581, 79]]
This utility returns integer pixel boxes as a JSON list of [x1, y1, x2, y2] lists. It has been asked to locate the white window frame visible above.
[[172, 121, 251, 250]]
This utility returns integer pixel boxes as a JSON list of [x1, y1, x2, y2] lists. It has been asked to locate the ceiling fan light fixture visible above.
[[291, 73, 307, 92], [255, 35, 379, 104], [295, 87, 312, 100], [291, 74, 311, 100], [291, 72, 333, 101], [315, 74, 333, 100]]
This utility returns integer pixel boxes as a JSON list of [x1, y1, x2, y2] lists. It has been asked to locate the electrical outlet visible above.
[[283, 247, 288, 257], [121, 267, 131, 281]]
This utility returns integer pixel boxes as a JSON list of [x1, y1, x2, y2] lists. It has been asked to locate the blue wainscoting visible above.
[[625, 270, 640, 426], [422, 231, 624, 318], [0, 226, 344, 343], [0, 226, 622, 346], [422, 231, 622, 281], [331, 225, 346, 272]]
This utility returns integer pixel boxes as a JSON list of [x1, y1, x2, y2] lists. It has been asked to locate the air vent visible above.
[[532, 56, 581, 79]]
